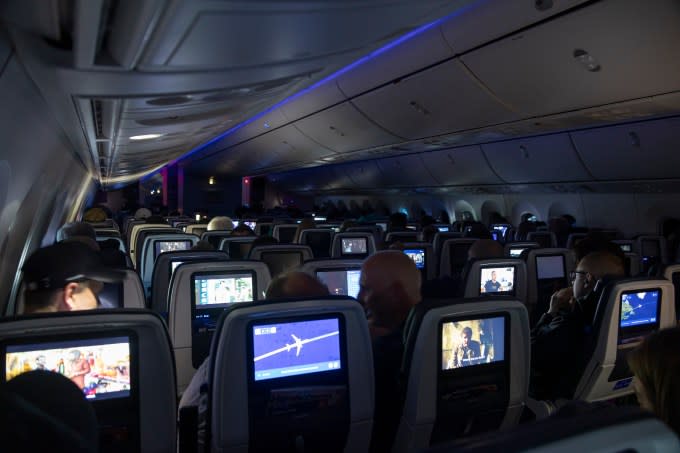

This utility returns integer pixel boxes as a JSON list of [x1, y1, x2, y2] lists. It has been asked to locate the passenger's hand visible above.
[[548, 287, 574, 314]]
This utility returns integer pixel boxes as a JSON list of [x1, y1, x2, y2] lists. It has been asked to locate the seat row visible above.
[[3, 274, 678, 452]]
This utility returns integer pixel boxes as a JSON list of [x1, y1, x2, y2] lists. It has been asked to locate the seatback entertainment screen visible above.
[[479, 266, 515, 295], [441, 316, 505, 370], [5, 336, 132, 401], [154, 240, 192, 258], [251, 317, 342, 381], [316, 269, 361, 298], [341, 238, 367, 255], [193, 272, 255, 308], [404, 248, 426, 270]]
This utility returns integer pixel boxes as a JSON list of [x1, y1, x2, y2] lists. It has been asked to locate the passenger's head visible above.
[[572, 232, 625, 265], [464, 222, 492, 240], [294, 218, 316, 242], [56, 222, 97, 243], [21, 242, 124, 314], [191, 240, 214, 251], [359, 250, 421, 331], [339, 219, 358, 233], [468, 239, 503, 260], [388, 212, 408, 232], [231, 224, 255, 237], [207, 216, 233, 232], [266, 271, 330, 300], [628, 327, 680, 435], [0, 370, 98, 452], [572, 251, 625, 299], [82, 207, 107, 223], [420, 225, 438, 243], [134, 207, 152, 220]]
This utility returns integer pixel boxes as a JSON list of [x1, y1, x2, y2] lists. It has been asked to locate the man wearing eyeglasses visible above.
[[530, 251, 624, 401]]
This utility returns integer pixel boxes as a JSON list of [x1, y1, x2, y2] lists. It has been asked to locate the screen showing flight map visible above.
[[252, 318, 342, 382]]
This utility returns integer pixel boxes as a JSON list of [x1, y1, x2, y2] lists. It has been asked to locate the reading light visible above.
[[129, 133, 163, 141], [209, 176, 215, 185], [573, 49, 601, 72]]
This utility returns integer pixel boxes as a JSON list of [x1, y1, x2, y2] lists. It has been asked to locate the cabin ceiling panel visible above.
[[374, 154, 437, 188], [461, 0, 680, 118], [136, 0, 459, 71], [481, 133, 591, 184], [293, 102, 402, 154], [440, 0, 589, 54], [421, 145, 502, 186], [351, 58, 519, 141], [336, 24, 454, 98], [571, 117, 680, 181]]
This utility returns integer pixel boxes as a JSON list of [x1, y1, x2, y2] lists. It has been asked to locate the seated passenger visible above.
[[387, 212, 408, 233], [207, 216, 233, 232], [468, 239, 503, 260], [571, 232, 625, 264], [293, 217, 316, 243], [358, 250, 421, 452], [530, 251, 625, 400], [178, 271, 330, 410], [230, 224, 255, 237], [21, 242, 125, 314], [0, 370, 98, 452], [628, 326, 680, 436], [191, 240, 215, 251], [58, 221, 127, 267]]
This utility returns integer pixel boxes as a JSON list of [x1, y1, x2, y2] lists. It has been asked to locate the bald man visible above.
[[358, 250, 421, 452], [178, 270, 330, 410], [531, 251, 625, 400]]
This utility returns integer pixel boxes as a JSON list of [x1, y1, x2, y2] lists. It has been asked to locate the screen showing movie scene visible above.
[[376, 223, 387, 232], [341, 238, 367, 255], [619, 243, 632, 252], [193, 273, 254, 308], [154, 240, 191, 258], [316, 269, 361, 299], [252, 318, 342, 382], [243, 221, 256, 230], [5, 337, 131, 401], [620, 290, 660, 328], [509, 247, 525, 258], [536, 255, 565, 280], [479, 267, 514, 294], [441, 317, 505, 370], [404, 249, 426, 270]]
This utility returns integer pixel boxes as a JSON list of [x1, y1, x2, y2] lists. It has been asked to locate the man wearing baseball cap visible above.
[[21, 242, 126, 314]]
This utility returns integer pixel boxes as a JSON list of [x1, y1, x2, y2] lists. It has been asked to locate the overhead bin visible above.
[[337, 25, 454, 98], [374, 154, 437, 188], [280, 81, 346, 123], [351, 58, 518, 140], [481, 133, 590, 183], [134, 0, 460, 70], [268, 165, 352, 192], [293, 102, 402, 153], [461, 0, 680, 117], [440, 0, 588, 53], [570, 117, 680, 181], [421, 145, 502, 186], [231, 125, 336, 171], [336, 161, 384, 189]]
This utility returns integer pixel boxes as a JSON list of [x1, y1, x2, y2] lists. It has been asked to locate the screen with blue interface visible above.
[[438, 226, 449, 232], [620, 290, 659, 328], [509, 247, 525, 258], [404, 249, 426, 269], [316, 269, 361, 298], [252, 318, 342, 381]]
